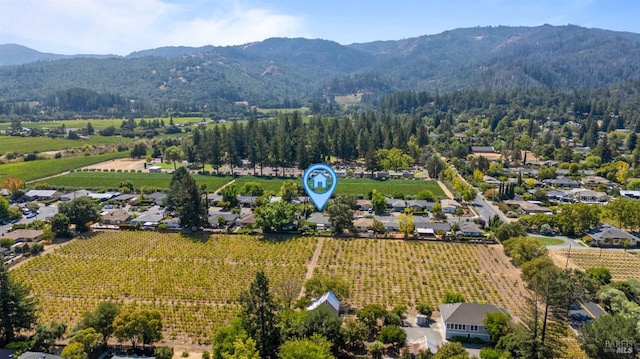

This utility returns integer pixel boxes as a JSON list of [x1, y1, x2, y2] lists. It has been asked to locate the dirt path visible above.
[[298, 237, 324, 299], [437, 180, 454, 199], [214, 179, 236, 195]]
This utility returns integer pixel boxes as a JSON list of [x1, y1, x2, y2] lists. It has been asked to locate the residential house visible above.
[[439, 303, 509, 341], [207, 193, 223, 205], [544, 176, 580, 188], [307, 212, 331, 231], [587, 225, 640, 246], [18, 352, 63, 359], [60, 189, 92, 202], [581, 176, 616, 189], [503, 200, 552, 214], [162, 218, 181, 229], [145, 192, 168, 206], [546, 189, 570, 202], [389, 199, 406, 212], [236, 213, 257, 228], [471, 146, 496, 155], [101, 209, 131, 225], [570, 189, 609, 204], [238, 196, 258, 208], [356, 199, 373, 212], [306, 290, 340, 315], [375, 171, 389, 179], [130, 207, 165, 227], [454, 220, 483, 237], [407, 200, 435, 212], [22, 189, 58, 202], [482, 175, 502, 186], [209, 211, 237, 227], [89, 192, 120, 202], [353, 217, 374, 232], [374, 215, 399, 232], [440, 199, 462, 214], [111, 193, 139, 205], [3, 229, 44, 242], [620, 190, 640, 199]]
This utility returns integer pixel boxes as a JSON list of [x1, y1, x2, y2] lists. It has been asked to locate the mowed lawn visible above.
[[233, 176, 445, 198], [32, 171, 232, 191], [0, 152, 129, 182]]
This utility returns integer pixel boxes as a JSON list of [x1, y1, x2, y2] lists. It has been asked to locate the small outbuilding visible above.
[[306, 290, 340, 315]]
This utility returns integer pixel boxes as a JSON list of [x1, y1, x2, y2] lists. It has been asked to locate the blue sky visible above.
[[1, 0, 638, 55]]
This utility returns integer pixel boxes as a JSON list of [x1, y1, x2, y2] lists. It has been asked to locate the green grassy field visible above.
[[0, 135, 129, 154], [233, 176, 445, 198], [0, 152, 129, 182], [31, 171, 232, 191], [337, 178, 446, 198], [0, 117, 206, 131], [530, 236, 565, 246]]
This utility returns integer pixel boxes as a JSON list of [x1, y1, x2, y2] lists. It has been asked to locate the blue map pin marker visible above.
[[302, 163, 338, 211]]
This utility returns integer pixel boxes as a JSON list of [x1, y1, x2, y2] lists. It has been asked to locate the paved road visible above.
[[568, 301, 605, 330], [471, 193, 509, 223]]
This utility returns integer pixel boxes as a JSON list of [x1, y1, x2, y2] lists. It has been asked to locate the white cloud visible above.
[[0, 0, 306, 55]]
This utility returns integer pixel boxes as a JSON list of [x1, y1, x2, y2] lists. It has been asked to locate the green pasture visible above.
[[233, 176, 445, 198], [0, 152, 129, 182], [31, 171, 232, 191], [337, 178, 446, 198], [0, 135, 128, 154], [0, 117, 206, 131]]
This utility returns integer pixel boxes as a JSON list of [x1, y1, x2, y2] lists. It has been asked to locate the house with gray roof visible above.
[[307, 212, 330, 230], [407, 200, 434, 212], [130, 207, 165, 227], [60, 189, 92, 202], [23, 189, 58, 202], [544, 176, 580, 188], [145, 192, 168, 206], [587, 225, 640, 246], [439, 303, 509, 341]]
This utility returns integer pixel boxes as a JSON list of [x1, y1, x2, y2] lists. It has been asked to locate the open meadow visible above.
[[0, 117, 208, 131], [32, 171, 232, 191], [0, 135, 127, 154], [233, 176, 447, 198], [0, 151, 129, 182], [10, 232, 528, 345], [550, 248, 640, 282]]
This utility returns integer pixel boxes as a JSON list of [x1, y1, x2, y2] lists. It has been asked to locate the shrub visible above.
[[154, 347, 174, 359], [181, 350, 189, 357], [416, 303, 433, 316]]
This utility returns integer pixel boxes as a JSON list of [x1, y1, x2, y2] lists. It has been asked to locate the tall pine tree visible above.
[[238, 271, 281, 359]]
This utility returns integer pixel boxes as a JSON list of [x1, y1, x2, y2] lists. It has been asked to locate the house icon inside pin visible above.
[[311, 172, 329, 190]]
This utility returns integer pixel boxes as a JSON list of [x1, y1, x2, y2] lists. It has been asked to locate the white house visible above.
[[439, 302, 509, 342]]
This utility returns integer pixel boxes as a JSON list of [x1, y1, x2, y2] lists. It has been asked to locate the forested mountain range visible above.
[[2, 25, 640, 117], [0, 43, 114, 66]]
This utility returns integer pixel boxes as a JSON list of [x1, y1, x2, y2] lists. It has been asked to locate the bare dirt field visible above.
[[83, 158, 147, 171]]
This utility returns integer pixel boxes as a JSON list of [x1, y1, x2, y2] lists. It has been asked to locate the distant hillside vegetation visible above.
[[2, 25, 640, 115]]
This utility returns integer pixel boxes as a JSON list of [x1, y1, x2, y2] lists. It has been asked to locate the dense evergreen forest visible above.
[[147, 86, 640, 181]]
